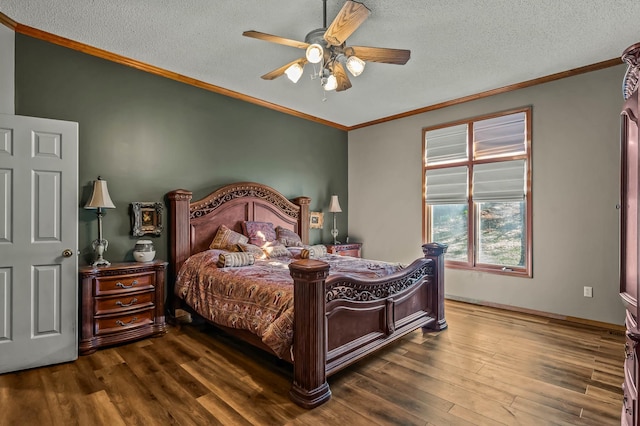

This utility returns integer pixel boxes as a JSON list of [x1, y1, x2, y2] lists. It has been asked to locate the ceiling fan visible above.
[[242, 0, 411, 92]]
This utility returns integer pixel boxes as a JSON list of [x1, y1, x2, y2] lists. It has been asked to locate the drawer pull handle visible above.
[[625, 342, 634, 360], [624, 396, 633, 414], [116, 317, 138, 326], [116, 298, 138, 307], [116, 280, 138, 289]]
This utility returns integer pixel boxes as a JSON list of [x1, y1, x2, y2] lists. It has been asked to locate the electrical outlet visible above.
[[583, 286, 593, 298]]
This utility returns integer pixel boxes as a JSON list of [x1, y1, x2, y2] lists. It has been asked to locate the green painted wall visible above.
[[14, 34, 348, 265]]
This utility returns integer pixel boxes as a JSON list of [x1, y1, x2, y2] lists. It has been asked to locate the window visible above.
[[423, 108, 532, 277]]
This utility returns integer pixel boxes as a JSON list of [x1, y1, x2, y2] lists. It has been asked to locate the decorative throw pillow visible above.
[[275, 226, 303, 247], [217, 252, 255, 268], [210, 224, 248, 251], [238, 243, 267, 260], [242, 221, 277, 247], [263, 244, 291, 258], [300, 244, 328, 259]]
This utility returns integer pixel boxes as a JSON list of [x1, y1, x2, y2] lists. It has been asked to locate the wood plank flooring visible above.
[[0, 300, 625, 425]]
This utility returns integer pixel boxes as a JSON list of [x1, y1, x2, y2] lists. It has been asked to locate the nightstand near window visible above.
[[325, 242, 362, 258]]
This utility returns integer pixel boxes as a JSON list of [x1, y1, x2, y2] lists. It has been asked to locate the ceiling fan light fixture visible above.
[[346, 55, 365, 77], [284, 62, 304, 83], [306, 44, 324, 64], [323, 74, 338, 91], [243, 0, 410, 95]]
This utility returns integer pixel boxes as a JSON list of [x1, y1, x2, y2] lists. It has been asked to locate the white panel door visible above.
[[0, 113, 78, 373]]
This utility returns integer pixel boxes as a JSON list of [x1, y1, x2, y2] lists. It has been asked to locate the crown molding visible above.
[[1, 12, 623, 131], [0, 12, 17, 30], [349, 58, 621, 130]]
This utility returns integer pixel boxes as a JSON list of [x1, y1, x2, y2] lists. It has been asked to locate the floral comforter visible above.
[[174, 249, 404, 358]]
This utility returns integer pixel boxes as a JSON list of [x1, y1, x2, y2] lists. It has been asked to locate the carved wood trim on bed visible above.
[[166, 181, 447, 409], [166, 182, 310, 308], [289, 243, 447, 408]]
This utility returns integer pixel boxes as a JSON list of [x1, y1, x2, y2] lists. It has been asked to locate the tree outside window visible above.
[[423, 108, 532, 277]]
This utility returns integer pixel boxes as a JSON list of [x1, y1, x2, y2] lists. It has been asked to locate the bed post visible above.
[[167, 189, 192, 318], [422, 242, 448, 331], [292, 196, 311, 245], [288, 259, 332, 408]]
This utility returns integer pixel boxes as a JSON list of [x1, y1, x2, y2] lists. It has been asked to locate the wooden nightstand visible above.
[[325, 242, 362, 258], [78, 261, 167, 355]]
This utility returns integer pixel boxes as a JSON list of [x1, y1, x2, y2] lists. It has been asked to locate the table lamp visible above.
[[329, 195, 342, 244], [84, 176, 116, 266]]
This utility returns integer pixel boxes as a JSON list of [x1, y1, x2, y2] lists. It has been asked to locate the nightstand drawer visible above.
[[94, 308, 154, 336], [623, 381, 637, 426], [95, 291, 155, 316], [94, 272, 155, 296]]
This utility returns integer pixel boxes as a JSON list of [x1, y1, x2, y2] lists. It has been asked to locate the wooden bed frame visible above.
[[167, 182, 447, 408]]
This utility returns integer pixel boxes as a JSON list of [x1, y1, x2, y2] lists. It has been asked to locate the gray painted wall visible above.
[[14, 34, 348, 265], [11, 32, 627, 325], [349, 65, 626, 325], [0, 25, 14, 114]]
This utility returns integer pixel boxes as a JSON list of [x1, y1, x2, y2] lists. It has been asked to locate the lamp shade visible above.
[[346, 55, 365, 77], [323, 74, 338, 91], [284, 62, 304, 83], [84, 177, 116, 209], [305, 44, 324, 64], [328, 195, 342, 213]]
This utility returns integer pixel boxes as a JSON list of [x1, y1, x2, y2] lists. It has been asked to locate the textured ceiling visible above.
[[2, 1, 640, 128]]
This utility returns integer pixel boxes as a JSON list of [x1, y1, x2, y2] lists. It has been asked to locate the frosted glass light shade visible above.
[[305, 44, 324, 64], [323, 74, 338, 91], [328, 195, 342, 212], [284, 62, 304, 83], [346, 55, 365, 77]]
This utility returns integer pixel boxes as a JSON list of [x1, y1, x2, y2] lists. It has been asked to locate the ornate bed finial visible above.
[[422, 242, 448, 257], [622, 42, 640, 100]]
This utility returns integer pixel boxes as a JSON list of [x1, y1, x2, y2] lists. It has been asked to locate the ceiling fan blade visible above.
[[347, 46, 411, 65], [260, 58, 308, 80], [332, 62, 352, 92], [324, 1, 371, 46], [243, 30, 309, 49]]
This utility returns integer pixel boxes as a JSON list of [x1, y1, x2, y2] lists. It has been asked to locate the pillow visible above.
[[242, 221, 277, 247], [286, 246, 304, 259], [217, 252, 255, 268], [210, 224, 248, 251], [300, 244, 328, 259], [276, 226, 303, 247], [238, 243, 267, 260], [263, 244, 291, 258]]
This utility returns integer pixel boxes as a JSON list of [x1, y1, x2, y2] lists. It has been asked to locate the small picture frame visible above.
[[309, 211, 324, 229], [131, 202, 164, 237]]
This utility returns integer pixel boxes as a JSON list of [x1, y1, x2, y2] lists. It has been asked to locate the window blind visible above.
[[425, 166, 468, 204], [474, 112, 526, 159], [472, 159, 526, 202], [425, 124, 468, 165]]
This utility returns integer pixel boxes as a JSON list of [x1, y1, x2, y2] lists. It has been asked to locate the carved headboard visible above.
[[166, 181, 311, 289]]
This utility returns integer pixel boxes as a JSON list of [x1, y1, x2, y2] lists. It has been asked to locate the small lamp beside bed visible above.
[[84, 176, 116, 267], [328, 195, 342, 244]]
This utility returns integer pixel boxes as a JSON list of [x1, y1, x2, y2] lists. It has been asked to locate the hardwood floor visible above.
[[0, 300, 625, 425]]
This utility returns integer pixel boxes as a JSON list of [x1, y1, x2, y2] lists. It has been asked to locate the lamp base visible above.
[[331, 228, 340, 245], [92, 258, 111, 267], [91, 239, 110, 267]]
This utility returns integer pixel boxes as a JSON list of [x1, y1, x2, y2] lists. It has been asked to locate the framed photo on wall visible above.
[[131, 202, 164, 236], [309, 211, 324, 229]]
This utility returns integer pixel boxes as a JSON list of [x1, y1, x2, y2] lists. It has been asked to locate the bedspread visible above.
[[175, 249, 404, 358]]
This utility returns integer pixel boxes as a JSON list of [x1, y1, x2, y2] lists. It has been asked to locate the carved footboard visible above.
[[288, 242, 447, 408]]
